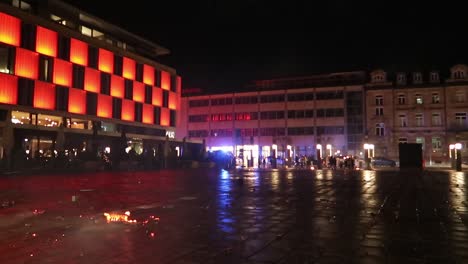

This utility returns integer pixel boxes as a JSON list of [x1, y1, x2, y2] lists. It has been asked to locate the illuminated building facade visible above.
[[365, 65, 468, 165], [178, 72, 366, 167], [0, 0, 181, 163]]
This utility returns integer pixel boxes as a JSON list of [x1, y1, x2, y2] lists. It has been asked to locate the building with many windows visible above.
[[0, 0, 182, 166], [365, 65, 468, 165], [178, 72, 366, 167], [180, 65, 468, 168]]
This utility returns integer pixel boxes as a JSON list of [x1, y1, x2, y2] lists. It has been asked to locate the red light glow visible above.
[[110, 75, 124, 98], [98, 49, 114, 73], [53, 59, 72, 87], [142, 104, 153, 124], [15, 48, 39, 79], [123, 57, 135, 80], [36, 26, 57, 57], [133, 81, 145, 103], [103, 211, 137, 223], [160, 108, 170, 126], [84, 67, 100, 93], [121, 99, 134, 121], [97, 94, 112, 118], [161, 71, 171, 90], [70, 38, 88, 66], [0, 12, 21, 46], [34, 81, 55, 110], [0, 73, 18, 104], [68, 88, 86, 114], [143, 65, 154, 85], [152, 87, 162, 106], [168, 91, 177, 110]]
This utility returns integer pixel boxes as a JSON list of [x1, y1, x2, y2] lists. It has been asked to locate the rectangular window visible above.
[[155, 69, 161, 87], [113, 55, 123, 76], [375, 123, 384, 136], [415, 113, 424, 126], [124, 79, 133, 100], [0, 45, 14, 74], [170, 109, 176, 127], [399, 114, 407, 127], [112, 97, 122, 119], [431, 93, 440, 104], [375, 107, 383, 116], [144, 84, 152, 104], [455, 112, 467, 126], [456, 91, 466, 103], [162, 90, 169, 108], [100, 72, 110, 95], [153, 106, 161, 125], [415, 94, 423, 104], [135, 102, 142, 122], [88, 46, 98, 69], [17, 78, 33, 106], [55, 85, 69, 111], [39, 55, 53, 82], [375, 95, 383, 105], [398, 94, 406, 105], [72, 64, 85, 89], [432, 137, 442, 151], [135, 63, 143, 82], [20, 23, 35, 50], [86, 92, 97, 115], [398, 137, 407, 144], [432, 113, 441, 126], [416, 137, 425, 149], [57, 35, 70, 61]]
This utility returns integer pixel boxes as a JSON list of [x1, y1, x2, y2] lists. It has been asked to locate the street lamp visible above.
[[363, 143, 374, 170], [316, 144, 322, 169]]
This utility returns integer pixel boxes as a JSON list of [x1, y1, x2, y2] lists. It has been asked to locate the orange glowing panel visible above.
[[123, 57, 135, 80], [0, 12, 20, 46], [70, 38, 88, 66], [84, 67, 100, 93], [152, 87, 162, 106], [111, 75, 124, 98], [161, 71, 170, 90], [15, 48, 39, 79], [0, 73, 18, 104], [133, 81, 145, 103], [98, 49, 113, 73], [168, 91, 177, 110], [36, 26, 57, 57], [97, 94, 112, 118], [143, 65, 154, 85], [34, 81, 55, 110], [121, 99, 134, 121], [68, 88, 86, 114], [53, 59, 72, 87], [160, 108, 170, 126], [142, 104, 153, 124]]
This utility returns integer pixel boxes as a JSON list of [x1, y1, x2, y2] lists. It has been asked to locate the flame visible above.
[[103, 211, 137, 223]]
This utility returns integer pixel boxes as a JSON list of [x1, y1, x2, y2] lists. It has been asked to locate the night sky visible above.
[[63, 0, 468, 93]]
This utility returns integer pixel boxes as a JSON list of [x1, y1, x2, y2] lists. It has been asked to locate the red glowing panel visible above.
[[142, 104, 153, 124], [98, 49, 113, 73], [143, 65, 154, 85], [15, 48, 39, 79], [70, 38, 88, 66], [84, 67, 100, 93], [0, 12, 20, 46], [176, 76, 182, 94], [168, 91, 177, 110], [133, 81, 144, 103], [123, 57, 135, 80], [161, 71, 170, 90], [122, 99, 134, 121], [68, 88, 86, 114], [152, 87, 162, 106], [36, 26, 57, 57], [97, 94, 112, 118], [53, 59, 72, 86], [34, 81, 55, 110], [160, 108, 170, 126], [111, 75, 124, 98], [0, 73, 17, 104]]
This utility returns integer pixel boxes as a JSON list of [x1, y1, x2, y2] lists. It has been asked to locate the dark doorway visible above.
[[399, 143, 423, 169]]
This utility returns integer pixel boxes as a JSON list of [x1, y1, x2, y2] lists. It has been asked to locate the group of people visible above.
[[326, 155, 356, 169]]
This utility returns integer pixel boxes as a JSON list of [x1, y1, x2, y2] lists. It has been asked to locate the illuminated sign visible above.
[[165, 131, 175, 138]]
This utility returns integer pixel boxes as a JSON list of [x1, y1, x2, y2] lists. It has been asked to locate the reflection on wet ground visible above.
[[0, 168, 468, 263]]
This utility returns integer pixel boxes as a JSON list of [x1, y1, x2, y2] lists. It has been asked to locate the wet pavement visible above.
[[0, 168, 468, 264]]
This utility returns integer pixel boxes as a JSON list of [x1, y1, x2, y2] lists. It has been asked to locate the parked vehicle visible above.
[[371, 157, 396, 167]]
